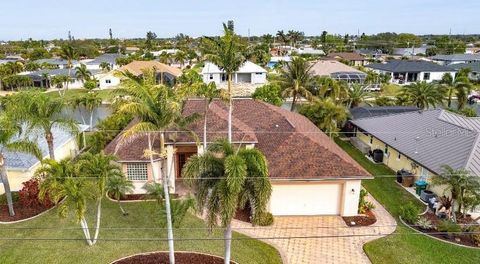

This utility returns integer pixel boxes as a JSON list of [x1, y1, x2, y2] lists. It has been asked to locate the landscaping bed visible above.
[[113, 252, 234, 264], [0, 202, 54, 222], [343, 210, 377, 227]]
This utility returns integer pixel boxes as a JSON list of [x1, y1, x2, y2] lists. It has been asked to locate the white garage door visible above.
[[269, 183, 342, 216]]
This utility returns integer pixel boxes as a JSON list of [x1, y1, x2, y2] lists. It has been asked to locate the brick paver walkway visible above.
[[232, 196, 396, 264]]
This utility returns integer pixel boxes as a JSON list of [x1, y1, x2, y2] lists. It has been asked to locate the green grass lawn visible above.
[[44, 88, 115, 101], [335, 137, 480, 264], [0, 200, 281, 264]]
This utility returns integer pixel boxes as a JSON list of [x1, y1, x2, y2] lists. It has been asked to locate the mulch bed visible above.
[[113, 252, 234, 264], [234, 207, 251, 223], [342, 210, 377, 227], [0, 202, 54, 222], [119, 194, 147, 201]]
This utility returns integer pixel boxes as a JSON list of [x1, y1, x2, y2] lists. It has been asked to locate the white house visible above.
[[430, 54, 480, 65], [366, 60, 456, 85], [21, 68, 103, 89], [81, 53, 125, 70], [201, 61, 267, 85], [96, 72, 121, 89]]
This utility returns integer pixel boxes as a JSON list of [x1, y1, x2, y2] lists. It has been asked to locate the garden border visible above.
[[399, 216, 480, 250], [0, 199, 63, 225], [109, 250, 240, 264]]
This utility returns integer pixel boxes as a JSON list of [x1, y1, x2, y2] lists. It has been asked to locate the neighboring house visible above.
[[349, 106, 420, 120], [310, 60, 367, 83], [267, 56, 291, 68], [118, 60, 183, 86], [82, 53, 125, 70], [449, 62, 480, 81], [202, 61, 267, 85], [105, 99, 371, 216], [465, 47, 480, 54], [295, 47, 325, 56], [96, 71, 121, 89], [430, 54, 480, 65], [356, 49, 385, 61], [366, 60, 456, 85], [0, 125, 89, 194], [20, 68, 102, 89], [34, 58, 80, 69], [125, 47, 140, 54], [350, 110, 480, 216], [393, 46, 428, 56], [327, 52, 367, 66]]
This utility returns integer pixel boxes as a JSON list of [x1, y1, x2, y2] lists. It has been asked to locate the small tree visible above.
[[252, 83, 283, 106], [299, 98, 348, 138], [106, 175, 134, 216]]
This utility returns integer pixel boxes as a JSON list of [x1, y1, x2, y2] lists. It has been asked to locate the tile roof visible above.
[[449, 62, 480, 73], [328, 52, 366, 61], [366, 60, 456, 73], [86, 53, 125, 65], [201, 61, 267, 74], [34, 58, 79, 66], [23, 68, 102, 79], [350, 106, 419, 120], [118, 61, 182, 77], [105, 99, 370, 180], [351, 109, 480, 175], [430, 54, 480, 62], [310, 60, 366, 77]]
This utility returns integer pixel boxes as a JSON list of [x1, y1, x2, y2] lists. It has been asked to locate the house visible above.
[[20, 68, 102, 89], [430, 54, 480, 65], [82, 53, 125, 70], [356, 49, 385, 61], [327, 52, 367, 66], [105, 99, 371, 216], [295, 47, 325, 56], [96, 71, 121, 89], [310, 60, 367, 83], [349, 109, 480, 216], [201, 61, 267, 96], [125, 47, 140, 54], [349, 106, 420, 120], [118, 61, 183, 86], [366, 60, 456, 85], [448, 62, 480, 81], [34, 58, 80, 69], [0, 125, 89, 194], [393, 46, 428, 56]]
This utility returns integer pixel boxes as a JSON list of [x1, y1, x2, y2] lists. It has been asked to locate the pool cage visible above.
[[330, 72, 367, 83]]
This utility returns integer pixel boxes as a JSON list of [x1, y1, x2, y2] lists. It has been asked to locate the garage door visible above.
[[269, 183, 342, 216]]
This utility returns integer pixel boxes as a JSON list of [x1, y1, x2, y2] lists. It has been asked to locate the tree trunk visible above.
[[66, 65, 71, 92], [80, 217, 93, 246], [0, 155, 15, 216], [46, 131, 55, 160], [90, 110, 94, 131], [91, 199, 102, 245], [203, 99, 208, 151], [290, 92, 297, 112], [118, 199, 127, 216], [227, 74, 233, 143], [159, 132, 175, 264], [147, 134, 157, 183], [224, 224, 232, 264]]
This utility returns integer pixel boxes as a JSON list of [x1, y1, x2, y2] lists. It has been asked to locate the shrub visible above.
[[84, 80, 97, 90], [159, 197, 195, 228], [400, 202, 420, 224], [470, 226, 480, 246], [0, 192, 19, 204], [252, 84, 283, 106], [358, 189, 376, 214], [254, 212, 274, 226], [416, 216, 433, 230], [18, 179, 53, 208], [437, 220, 461, 236]]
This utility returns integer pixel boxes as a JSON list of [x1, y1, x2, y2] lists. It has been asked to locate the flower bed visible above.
[[0, 202, 54, 222], [342, 210, 377, 227], [112, 252, 236, 264]]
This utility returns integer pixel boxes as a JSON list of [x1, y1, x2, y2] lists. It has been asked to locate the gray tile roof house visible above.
[[351, 109, 480, 175], [349, 106, 419, 120], [430, 54, 480, 64], [24, 68, 102, 80], [35, 58, 79, 66], [3, 125, 89, 171], [366, 60, 455, 73], [85, 53, 125, 66]]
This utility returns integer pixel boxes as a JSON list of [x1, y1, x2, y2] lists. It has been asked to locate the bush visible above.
[[252, 83, 283, 106], [254, 212, 274, 226], [437, 220, 461, 235], [18, 179, 53, 208], [416, 216, 433, 230], [84, 80, 97, 90], [470, 226, 480, 246], [400, 202, 420, 224], [86, 111, 133, 153], [0, 192, 19, 204], [358, 189, 376, 214]]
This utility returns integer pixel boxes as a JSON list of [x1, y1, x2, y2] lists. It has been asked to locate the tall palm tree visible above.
[[278, 57, 315, 111], [276, 30, 289, 49], [114, 70, 192, 264], [183, 139, 272, 264], [299, 98, 348, 138], [71, 92, 102, 130], [315, 77, 349, 103], [106, 175, 134, 215], [174, 51, 187, 68], [202, 23, 245, 142], [440, 72, 455, 107], [60, 45, 78, 92], [99, 62, 111, 72], [346, 83, 370, 108], [159, 52, 171, 65], [400, 81, 443, 109], [75, 64, 92, 84], [195, 82, 222, 151], [41, 72, 50, 88], [0, 114, 42, 216], [453, 76, 472, 110], [7, 91, 79, 160]]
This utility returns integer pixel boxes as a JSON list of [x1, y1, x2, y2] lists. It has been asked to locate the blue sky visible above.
[[1, 0, 479, 40]]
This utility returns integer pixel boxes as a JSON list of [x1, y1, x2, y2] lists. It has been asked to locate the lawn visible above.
[[44, 88, 115, 101], [335, 137, 480, 264], [0, 200, 282, 264]]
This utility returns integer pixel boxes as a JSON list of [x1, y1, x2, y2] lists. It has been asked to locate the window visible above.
[[255, 72, 263, 75], [369, 135, 373, 144], [384, 145, 389, 155], [105, 79, 111, 84], [209, 74, 213, 80], [397, 153, 401, 160], [423, 72, 430, 80], [126, 163, 148, 181]]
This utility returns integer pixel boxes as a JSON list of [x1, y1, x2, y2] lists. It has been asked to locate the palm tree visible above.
[[276, 30, 289, 49], [202, 23, 245, 142], [60, 45, 78, 92], [183, 139, 272, 264], [99, 62, 111, 72], [41, 72, 50, 88], [400, 81, 443, 109], [106, 175, 134, 215], [346, 83, 370, 108], [440, 73, 455, 107], [7, 91, 79, 160], [315, 77, 349, 102], [75, 64, 92, 84], [114, 70, 193, 264], [0, 114, 42, 216], [453, 76, 472, 110], [299, 98, 348, 137], [71, 92, 102, 130], [159, 52, 171, 65], [278, 57, 315, 111], [195, 82, 222, 151], [174, 51, 187, 68]]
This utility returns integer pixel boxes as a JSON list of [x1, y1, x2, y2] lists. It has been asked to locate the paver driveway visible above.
[[232, 197, 396, 264]]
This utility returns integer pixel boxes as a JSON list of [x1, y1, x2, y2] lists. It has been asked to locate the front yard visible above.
[[335, 138, 480, 264], [0, 200, 282, 264]]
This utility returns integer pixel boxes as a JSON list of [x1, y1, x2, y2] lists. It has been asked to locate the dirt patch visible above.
[[0, 202, 54, 222], [113, 252, 234, 264], [234, 207, 251, 223], [342, 210, 377, 227]]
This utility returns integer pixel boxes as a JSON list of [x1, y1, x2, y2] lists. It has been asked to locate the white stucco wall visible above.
[[98, 74, 121, 89]]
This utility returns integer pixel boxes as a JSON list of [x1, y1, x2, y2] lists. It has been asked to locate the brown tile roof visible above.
[[105, 99, 370, 180], [327, 52, 366, 61], [118, 61, 182, 77]]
